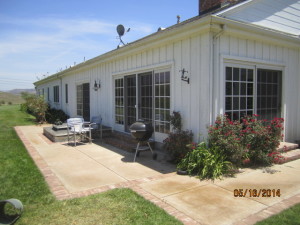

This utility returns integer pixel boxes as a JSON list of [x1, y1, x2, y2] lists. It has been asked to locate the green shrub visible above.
[[45, 106, 69, 124], [208, 115, 284, 167], [177, 142, 233, 180], [163, 130, 194, 162], [21, 93, 48, 123], [208, 115, 244, 166], [163, 111, 193, 163], [8, 101, 12, 105]]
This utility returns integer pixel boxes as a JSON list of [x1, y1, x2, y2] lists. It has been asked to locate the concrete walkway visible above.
[[15, 125, 300, 225]]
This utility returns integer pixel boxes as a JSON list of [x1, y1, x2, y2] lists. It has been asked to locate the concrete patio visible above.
[[15, 125, 300, 225]]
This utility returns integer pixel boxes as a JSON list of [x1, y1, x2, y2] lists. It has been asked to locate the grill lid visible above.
[[129, 120, 154, 141]]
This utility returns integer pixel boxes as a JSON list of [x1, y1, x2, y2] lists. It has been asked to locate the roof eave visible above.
[[212, 15, 300, 44]]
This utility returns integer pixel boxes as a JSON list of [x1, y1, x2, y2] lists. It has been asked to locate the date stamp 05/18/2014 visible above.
[[234, 189, 281, 198]]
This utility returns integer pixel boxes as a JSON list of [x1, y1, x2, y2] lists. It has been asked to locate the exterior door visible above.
[[76, 82, 90, 121], [125, 75, 136, 131], [124, 72, 153, 131], [82, 83, 90, 121]]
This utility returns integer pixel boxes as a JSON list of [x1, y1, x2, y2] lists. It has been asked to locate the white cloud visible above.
[[0, 16, 155, 58], [0, 15, 156, 90]]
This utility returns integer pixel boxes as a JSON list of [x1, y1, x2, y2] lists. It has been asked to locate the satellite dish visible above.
[[116, 24, 130, 48], [117, 24, 125, 36]]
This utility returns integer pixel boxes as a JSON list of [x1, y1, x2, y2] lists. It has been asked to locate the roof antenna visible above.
[[116, 24, 130, 48], [177, 15, 181, 24]]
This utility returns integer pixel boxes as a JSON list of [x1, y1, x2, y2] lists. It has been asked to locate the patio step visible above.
[[277, 142, 299, 152], [280, 149, 300, 164], [275, 142, 300, 164]]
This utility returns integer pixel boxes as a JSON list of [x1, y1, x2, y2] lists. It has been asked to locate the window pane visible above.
[[165, 84, 170, 96], [247, 83, 253, 95], [248, 69, 253, 81], [247, 97, 253, 109], [233, 82, 239, 95], [226, 67, 232, 80], [241, 83, 246, 95], [241, 69, 247, 81], [159, 72, 165, 84], [165, 72, 170, 83], [240, 97, 246, 110], [226, 82, 232, 95], [225, 97, 232, 110], [233, 97, 239, 110], [233, 68, 239, 81], [155, 73, 159, 84]]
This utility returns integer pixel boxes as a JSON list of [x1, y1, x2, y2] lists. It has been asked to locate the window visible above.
[[65, 84, 68, 103], [53, 85, 59, 103], [225, 67, 254, 120], [47, 87, 50, 101], [257, 69, 282, 121], [115, 78, 124, 125], [225, 66, 282, 121], [154, 71, 170, 133]]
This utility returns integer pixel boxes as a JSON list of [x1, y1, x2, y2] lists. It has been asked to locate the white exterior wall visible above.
[[34, 15, 300, 143], [213, 30, 300, 142], [35, 28, 212, 143]]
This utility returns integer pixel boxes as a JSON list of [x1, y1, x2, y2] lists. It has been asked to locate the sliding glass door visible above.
[[116, 69, 171, 138], [225, 65, 282, 121]]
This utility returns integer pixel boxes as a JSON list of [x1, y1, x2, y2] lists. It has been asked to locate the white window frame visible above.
[[222, 60, 284, 122], [112, 65, 172, 142]]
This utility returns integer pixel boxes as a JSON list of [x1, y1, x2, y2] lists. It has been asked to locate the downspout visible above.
[[210, 21, 226, 124]]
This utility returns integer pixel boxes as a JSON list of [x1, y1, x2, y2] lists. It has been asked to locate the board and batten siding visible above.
[[37, 31, 212, 142], [213, 33, 300, 142], [109, 32, 211, 141]]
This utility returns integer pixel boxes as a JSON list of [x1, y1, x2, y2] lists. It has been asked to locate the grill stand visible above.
[[134, 141, 157, 162]]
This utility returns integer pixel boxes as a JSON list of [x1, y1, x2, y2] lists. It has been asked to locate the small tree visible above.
[[21, 93, 48, 123]]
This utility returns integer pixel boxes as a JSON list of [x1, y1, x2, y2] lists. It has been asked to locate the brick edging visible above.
[[234, 192, 300, 224], [14, 126, 70, 200]]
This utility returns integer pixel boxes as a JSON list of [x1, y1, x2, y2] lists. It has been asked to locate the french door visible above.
[[124, 72, 153, 131], [115, 69, 170, 141]]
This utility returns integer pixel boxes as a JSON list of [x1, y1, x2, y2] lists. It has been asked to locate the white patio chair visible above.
[[67, 118, 93, 146]]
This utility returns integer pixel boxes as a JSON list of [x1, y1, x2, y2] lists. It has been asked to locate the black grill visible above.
[[129, 120, 154, 141], [129, 120, 157, 162]]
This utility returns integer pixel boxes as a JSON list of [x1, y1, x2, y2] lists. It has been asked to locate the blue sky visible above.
[[0, 0, 198, 91]]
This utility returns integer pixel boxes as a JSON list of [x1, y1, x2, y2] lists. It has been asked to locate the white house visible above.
[[34, 0, 300, 144]]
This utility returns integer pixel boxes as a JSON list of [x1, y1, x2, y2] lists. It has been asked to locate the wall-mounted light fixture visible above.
[[93, 80, 101, 91], [180, 68, 189, 84]]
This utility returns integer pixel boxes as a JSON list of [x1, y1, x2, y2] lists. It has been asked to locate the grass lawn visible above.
[[0, 105, 182, 225], [255, 203, 300, 225]]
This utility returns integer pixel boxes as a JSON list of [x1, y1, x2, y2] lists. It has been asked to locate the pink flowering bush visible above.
[[208, 115, 284, 166], [208, 115, 244, 166]]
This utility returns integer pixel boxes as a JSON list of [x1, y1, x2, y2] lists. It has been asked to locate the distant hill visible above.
[[0, 91, 26, 105], [8, 89, 36, 95]]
